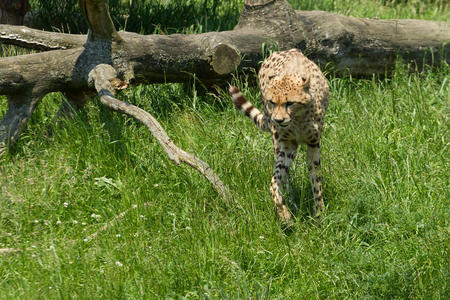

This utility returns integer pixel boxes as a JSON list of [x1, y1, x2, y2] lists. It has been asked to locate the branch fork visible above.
[[88, 64, 232, 201], [0, 0, 233, 202]]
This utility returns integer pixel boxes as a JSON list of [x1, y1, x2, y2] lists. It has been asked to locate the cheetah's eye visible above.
[[268, 100, 276, 107], [285, 101, 295, 107]]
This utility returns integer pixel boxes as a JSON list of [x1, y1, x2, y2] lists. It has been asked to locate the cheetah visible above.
[[229, 49, 329, 222]]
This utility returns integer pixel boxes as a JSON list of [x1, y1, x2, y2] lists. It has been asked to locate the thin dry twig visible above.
[[0, 248, 22, 254], [1, 202, 151, 254], [82, 202, 152, 243], [0, 247, 34, 255]]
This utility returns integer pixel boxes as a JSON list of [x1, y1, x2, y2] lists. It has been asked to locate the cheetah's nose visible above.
[[273, 118, 289, 126]]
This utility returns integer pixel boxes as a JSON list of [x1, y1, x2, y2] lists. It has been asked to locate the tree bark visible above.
[[0, 0, 448, 194]]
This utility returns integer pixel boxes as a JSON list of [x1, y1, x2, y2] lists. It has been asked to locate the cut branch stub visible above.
[[78, 0, 121, 42], [210, 44, 241, 75]]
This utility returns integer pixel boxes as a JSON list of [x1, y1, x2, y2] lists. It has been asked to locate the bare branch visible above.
[[88, 64, 233, 201], [78, 0, 121, 42], [82, 202, 151, 243], [0, 25, 85, 50], [0, 248, 22, 255]]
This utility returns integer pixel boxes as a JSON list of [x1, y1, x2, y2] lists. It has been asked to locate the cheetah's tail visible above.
[[229, 86, 268, 131]]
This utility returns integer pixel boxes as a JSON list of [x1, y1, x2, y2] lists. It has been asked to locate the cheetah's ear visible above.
[[301, 74, 310, 90]]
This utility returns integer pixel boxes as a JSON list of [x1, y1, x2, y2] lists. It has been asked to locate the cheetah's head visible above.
[[264, 73, 311, 128]]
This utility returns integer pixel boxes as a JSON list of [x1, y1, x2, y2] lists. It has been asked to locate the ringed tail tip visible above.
[[229, 85, 240, 95]]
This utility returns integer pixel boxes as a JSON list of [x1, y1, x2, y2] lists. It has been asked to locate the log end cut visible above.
[[210, 44, 241, 75]]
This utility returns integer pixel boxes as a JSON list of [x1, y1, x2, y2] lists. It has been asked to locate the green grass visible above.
[[1, 0, 450, 298], [289, 0, 449, 20], [29, 0, 449, 34], [29, 0, 242, 34]]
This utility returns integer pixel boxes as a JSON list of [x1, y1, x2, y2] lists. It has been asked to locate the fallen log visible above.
[[0, 0, 447, 81]]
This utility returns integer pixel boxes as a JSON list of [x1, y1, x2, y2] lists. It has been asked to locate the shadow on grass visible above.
[[285, 175, 338, 230]]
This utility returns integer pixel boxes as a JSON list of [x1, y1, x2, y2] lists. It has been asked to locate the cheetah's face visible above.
[[264, 74, 311, 128]]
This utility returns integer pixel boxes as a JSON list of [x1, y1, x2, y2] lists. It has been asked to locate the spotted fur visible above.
[[229, 49, 329, 222]]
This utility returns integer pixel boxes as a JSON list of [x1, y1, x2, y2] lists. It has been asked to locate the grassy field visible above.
[[29, 0, 449, 33], [1, 0, 449, 298]]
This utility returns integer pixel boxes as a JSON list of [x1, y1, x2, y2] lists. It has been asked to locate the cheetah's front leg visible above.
[[270, 142, 297, 222], [307, 144, 325, 216]]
